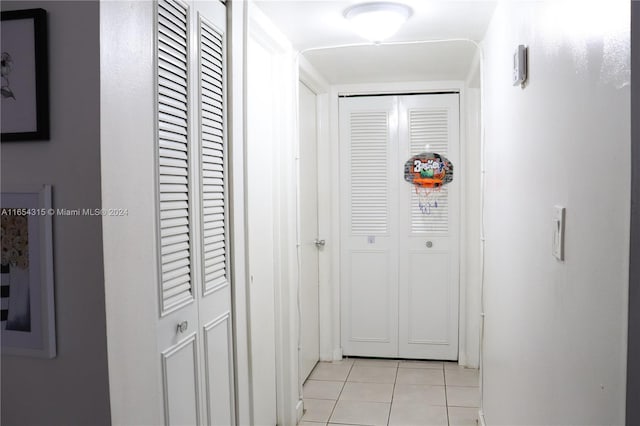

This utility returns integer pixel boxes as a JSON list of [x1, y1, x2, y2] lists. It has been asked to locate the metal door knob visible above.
[[314, 239, 326, 248], [177, 321, 188, 333]]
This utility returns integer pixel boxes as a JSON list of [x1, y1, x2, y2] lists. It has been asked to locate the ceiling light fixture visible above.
[[344, 2, 413, 43]]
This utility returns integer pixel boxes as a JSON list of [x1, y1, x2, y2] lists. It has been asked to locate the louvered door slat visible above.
[[409, 108, 450, 234], [157, 0, 192, 313], [350, 112, 389, 234], [199, 17, 228, 295]]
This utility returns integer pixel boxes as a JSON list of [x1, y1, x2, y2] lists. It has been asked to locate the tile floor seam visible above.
[[327, 361, 354, 424], [385, 365, 399, 426], [443, 364, 451, 426]]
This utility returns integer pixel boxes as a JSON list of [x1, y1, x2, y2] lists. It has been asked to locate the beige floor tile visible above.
[[329, 400, 391, 426], [309, 362, 353, 382], [328, 424, 373, 426], [446, 386, 480, 407], [445, 368, 479, 387], [444, 362, 467, 371], [302, 398, 336, 423], [347, 365, 397, 384], [388, 402, 448, 426], [354, 358, 400, 368], [330, 358, 355, 367], [396, 367, 444, 385], [398, 360, 443, 369], [448, 406, 480, 426], [339, 382, 394, 403], [299, 422, 327, 426], [393, 384, 446, 405], [328, 424, 370, 426], [303, 380, 344, 400]]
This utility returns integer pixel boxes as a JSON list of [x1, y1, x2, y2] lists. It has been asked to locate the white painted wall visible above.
[[247, 3, 301, 425], [247, 33, 278, 426], [481, 1, 630, 424], [1, 2, 111, 424]]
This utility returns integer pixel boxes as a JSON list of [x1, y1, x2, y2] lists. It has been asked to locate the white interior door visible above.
[[155, 1, 235, 425], [246, 36, 277, 426], [339, 93, 459, 360], [397, 94, 460, 360], [339, 95, 400, 358], [298, 82, 320, 381]]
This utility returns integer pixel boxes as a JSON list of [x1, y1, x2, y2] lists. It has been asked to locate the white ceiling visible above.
[[254, 0, 497, 84]]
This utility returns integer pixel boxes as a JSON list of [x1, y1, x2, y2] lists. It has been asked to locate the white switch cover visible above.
[[552, 206, 565, 261]]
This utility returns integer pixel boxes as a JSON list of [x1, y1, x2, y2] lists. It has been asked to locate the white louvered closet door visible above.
[[339, 96, 399, 357], [155, 1, 234, 425], [340, 94, 459, 360], [397, 94, 459, 360]]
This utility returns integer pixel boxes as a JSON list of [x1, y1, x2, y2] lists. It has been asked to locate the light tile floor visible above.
[[300, 358, 479, 426]]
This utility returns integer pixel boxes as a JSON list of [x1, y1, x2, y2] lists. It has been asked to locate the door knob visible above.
[[314, 239, 326, 248], [177, 321, 188, 333]]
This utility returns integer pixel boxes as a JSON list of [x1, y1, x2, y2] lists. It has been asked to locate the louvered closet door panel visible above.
[[398, 94, 460, 360], [155, 2, 203, 426], [157, 0, 192, 314], [339, 96, 399, 358], [194, 3, 235, 425]]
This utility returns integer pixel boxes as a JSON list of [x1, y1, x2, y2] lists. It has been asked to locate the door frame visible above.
[[327, 80, 474, 363]]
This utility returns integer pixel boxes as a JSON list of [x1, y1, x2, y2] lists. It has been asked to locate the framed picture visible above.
[[1, 8, 49, 141], [1, 185, 56, 358]]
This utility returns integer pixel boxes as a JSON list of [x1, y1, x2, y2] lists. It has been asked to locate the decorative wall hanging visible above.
[[404, 152, 454, 214], [1, 185, 56, 358], [1, 8, 49, 141]]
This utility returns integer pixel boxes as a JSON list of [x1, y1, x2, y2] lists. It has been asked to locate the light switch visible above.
[[552, 206, 565, 261], [513, 45, 528, 87]]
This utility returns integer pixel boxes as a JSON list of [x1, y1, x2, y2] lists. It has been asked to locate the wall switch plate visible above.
[[513, 45, 528, 87], [552, 206, 565, 261]]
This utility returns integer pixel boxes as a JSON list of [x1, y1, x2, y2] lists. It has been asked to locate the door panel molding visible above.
[[161, 333, 201, 426]]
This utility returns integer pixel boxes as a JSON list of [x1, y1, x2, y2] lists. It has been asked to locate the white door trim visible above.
[[328, 80, 470, 362], [298, 57, 334, 363]]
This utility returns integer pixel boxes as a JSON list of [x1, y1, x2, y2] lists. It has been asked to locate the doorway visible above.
[[299, 81, 321, 382], [339, 93, 461, 360]]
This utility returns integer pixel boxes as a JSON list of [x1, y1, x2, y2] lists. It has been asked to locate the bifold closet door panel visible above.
[[339, 95, 400, 358], [398, 93, 460, 360]]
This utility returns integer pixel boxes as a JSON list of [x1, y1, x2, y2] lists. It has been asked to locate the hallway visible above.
[[301, 358, 479, 426]]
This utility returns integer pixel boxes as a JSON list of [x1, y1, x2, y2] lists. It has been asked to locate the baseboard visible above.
[[296, 399, 304, 423], [333, 347, 343, 361], [478, 409, 487, 426]]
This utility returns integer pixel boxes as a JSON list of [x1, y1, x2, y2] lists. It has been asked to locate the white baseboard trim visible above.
[[296, 399, 304, 423], [478, 409, 487, 426], [333, 347, 343, 361]]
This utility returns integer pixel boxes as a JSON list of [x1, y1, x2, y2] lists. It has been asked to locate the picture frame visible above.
[[1, 185, 56, 358], [1, 8, 49, 141]]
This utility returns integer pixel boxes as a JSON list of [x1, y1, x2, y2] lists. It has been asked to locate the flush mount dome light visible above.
[[344, 2, 413, 43]]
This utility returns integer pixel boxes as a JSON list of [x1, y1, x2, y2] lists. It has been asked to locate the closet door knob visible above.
[[177, 321, 188, 333]]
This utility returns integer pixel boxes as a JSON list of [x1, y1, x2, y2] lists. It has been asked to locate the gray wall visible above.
[[628, 2, 640, 424], [1, 2, 110, 425]]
